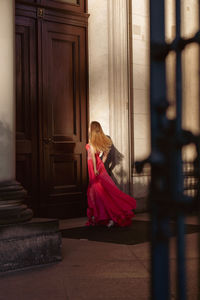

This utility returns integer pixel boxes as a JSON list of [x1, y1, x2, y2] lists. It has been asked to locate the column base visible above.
[[0, 218, 62, 273], [0, 180, 33, 225]]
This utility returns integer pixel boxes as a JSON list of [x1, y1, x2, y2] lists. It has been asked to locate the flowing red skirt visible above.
[[86, 144, 137, 227]]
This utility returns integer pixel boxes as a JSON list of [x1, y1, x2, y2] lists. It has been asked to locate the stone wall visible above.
[[182, 0, 200, 160], [88, 0, 110, 134], [165, 0, 200, 161], [131, 0, 150, 209], [88, 0, 131, 193], [88, 0, 200, 212], [88, 0, 150, 208]]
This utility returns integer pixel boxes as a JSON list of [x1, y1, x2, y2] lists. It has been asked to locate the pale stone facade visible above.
[[0, 0, 15, 181], [131, 0, 150, 209], [166, 0, 200, 160], [88, 0, 200, 211], [88, 0, 131, 193], [88, 0, 151, 208], [132, 0, 150, 162], [88, 0, 150, 207], [182, 0, 200, 160], [88, 0, 110, 134]]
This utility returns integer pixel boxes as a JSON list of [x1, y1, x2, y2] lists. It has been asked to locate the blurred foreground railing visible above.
[[135, 0, 200, 299]]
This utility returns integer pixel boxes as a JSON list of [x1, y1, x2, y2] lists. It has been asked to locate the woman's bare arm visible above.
[[90, 145, 99, 175], [102, 151, 108, 163]]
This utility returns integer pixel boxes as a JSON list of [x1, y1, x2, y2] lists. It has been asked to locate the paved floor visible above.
[[0, 213, 199, 300]]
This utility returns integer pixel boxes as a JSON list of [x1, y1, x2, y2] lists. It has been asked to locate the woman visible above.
[[86, 121, 136, 227]]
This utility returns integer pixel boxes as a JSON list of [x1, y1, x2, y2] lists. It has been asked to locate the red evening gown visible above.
[[86, 144, 137, 227]]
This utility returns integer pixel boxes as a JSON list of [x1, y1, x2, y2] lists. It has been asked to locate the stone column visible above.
[[0, 0, 32, 224], [108, 0, 131, 193]]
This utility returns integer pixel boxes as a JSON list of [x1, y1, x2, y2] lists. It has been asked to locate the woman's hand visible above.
[[94, 169, 99, 176]]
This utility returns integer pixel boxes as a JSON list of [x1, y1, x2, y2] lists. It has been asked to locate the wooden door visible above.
[[15, 5, 88, 219], [39, 20, 88, 218], [40, 0, 87, 13], [15, 15, 39, 214]]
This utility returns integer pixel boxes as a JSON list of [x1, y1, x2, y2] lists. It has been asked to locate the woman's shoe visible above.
[[107, 220, 114, 228]]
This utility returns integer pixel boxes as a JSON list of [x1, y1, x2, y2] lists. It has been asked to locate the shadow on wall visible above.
[[103, 142, 130, 192], [0, 120, 12, 178], [132, 165, 151, 212]]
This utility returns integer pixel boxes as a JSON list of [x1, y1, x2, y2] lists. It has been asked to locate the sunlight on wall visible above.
[[182, 0, 200, 160], [88, 1, 131, 193], [89, 0, 151, 161], [0, 0, 15, 181], [131, 0, 200, 205], [88, 0, 200, 203], [131, 0, 150, 206], [88, 0, 110, 135], [182, 0, 199, 134], [165, 0, 176, 120], [132, 0, 150, 161], [165, 0, 200, 160]]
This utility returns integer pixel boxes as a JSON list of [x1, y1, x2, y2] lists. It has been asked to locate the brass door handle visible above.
[[43, 137, 52, 144]]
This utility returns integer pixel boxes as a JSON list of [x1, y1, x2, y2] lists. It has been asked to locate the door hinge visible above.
[[37, 8, 44, 18]]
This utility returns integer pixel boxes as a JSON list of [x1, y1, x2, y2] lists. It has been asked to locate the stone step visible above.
[[0, 218, 62, 273]]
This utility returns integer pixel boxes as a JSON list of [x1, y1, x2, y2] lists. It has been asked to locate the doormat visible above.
[[61, 220, 200, 245]]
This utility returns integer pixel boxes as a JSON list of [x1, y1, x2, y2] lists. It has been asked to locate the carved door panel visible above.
[[40, 0, 86, 13], [15, 16, 39, 213], [39, 20, 87, 218]]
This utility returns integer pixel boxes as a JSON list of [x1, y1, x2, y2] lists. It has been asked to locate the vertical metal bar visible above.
[[150, 0, 166, 151], [176, 213, 186, 300], [175, 1, 187, 299], [150, 0, 170, 299], [151, 211, 170, 300]]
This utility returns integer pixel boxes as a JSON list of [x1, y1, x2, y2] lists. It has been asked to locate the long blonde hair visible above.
[[89, 121, 112, 153]]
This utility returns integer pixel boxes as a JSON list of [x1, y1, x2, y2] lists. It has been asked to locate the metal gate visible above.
[[136, 0, 200, 299]]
